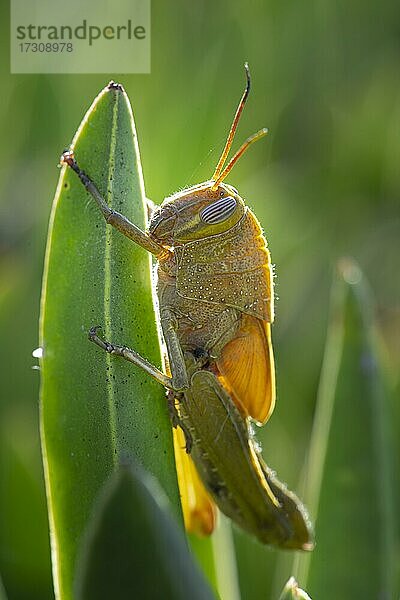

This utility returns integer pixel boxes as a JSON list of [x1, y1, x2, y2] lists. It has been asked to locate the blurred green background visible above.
[[0, 0, 399, 599]]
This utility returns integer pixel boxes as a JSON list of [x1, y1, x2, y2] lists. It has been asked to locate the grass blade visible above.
[[295, 259, 395, 598], [278, 577, 311, 600], [0, 576, 7, 600]]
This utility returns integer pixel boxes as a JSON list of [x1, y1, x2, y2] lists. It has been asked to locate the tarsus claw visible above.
[[60, 149, 75, 167], [88, 325, 102, 340]]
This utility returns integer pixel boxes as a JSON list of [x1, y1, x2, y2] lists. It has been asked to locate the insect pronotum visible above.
[[61, 64, 314, 551]]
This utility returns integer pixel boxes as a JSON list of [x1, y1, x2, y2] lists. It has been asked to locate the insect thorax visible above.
[[174, 209, 274, 322]]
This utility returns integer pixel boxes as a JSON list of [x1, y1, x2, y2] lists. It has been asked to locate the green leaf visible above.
[[75, 463, 215, 600], [0, 575, 7, 600], [188, 535, 219, 594], [39, 83, 181, 599], [278, 577, 311, 600], [189, 515, 241, 600], [0, 434, 52, 599], [295, 259, 395, 598]]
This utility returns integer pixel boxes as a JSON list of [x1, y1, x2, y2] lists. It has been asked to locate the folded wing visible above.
[[216, 313, 275, 424]]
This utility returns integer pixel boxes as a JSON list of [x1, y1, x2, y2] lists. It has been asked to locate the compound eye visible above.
[[200, 196, 237, 224]]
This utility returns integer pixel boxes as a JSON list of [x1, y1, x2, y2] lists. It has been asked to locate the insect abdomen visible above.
[[180, 362, 312, 549]]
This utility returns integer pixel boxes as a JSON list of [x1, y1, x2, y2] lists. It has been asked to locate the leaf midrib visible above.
[[104, 91, 120, 466]]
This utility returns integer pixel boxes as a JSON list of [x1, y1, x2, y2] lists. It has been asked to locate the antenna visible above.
[[211, 63, 267, 190], [213, 128, 268, 187], [212, 63, 251, 182]]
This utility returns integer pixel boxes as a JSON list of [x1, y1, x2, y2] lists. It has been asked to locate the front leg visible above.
[[61, 151, 170, 260]]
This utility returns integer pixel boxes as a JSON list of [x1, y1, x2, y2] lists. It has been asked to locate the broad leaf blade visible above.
[[75, 464, 215, 600], [40, 83, 181, 599]]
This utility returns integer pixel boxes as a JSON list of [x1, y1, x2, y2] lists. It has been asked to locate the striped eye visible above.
[[200, 196, 237, 224]]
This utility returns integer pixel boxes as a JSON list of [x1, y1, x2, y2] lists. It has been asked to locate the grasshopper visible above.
[[61, 66, 313, 551]]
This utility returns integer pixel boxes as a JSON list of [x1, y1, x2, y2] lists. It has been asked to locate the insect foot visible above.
[[60, 149, 75, 168], [88, 325, 113, 352]]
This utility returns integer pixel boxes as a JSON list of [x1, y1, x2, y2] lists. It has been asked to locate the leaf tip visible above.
[[337, 256, 362, 286], [107, 80, 125, 93], [280, 577, 312, 600]]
